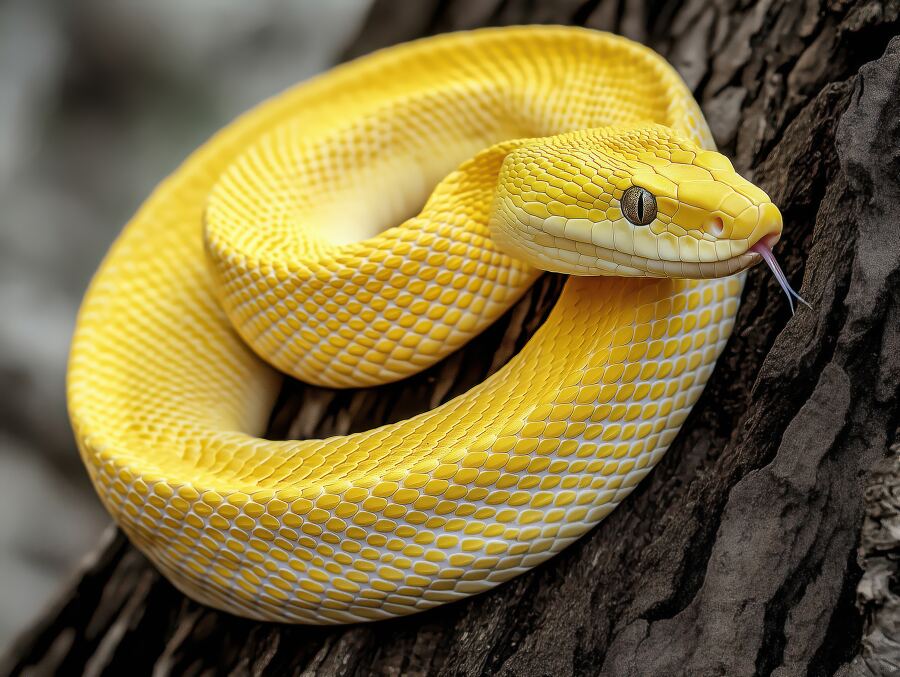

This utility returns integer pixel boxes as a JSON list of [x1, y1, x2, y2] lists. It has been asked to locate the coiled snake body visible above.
[[69, 27, 785, 624]]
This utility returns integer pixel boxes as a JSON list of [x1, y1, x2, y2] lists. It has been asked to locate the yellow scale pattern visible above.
[[68, 27, 778, 624]]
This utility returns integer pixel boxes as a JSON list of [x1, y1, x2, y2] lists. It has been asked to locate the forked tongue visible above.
[[750, 241, 811, 315]]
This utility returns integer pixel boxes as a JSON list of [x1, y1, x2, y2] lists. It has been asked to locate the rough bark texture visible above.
[[3, 1, 900, 675]]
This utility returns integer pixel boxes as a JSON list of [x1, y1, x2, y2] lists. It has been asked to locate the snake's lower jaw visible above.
[[725, 251, 766, 275], [668, 255, 756, 279]]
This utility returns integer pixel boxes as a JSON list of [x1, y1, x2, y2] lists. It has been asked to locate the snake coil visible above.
[[69, 27, 784, 624]]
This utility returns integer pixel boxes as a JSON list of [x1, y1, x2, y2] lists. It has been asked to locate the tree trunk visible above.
[[3, 1, 899, 675]]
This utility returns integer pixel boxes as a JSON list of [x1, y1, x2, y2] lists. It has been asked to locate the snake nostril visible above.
[[707, 217, 724, 237]]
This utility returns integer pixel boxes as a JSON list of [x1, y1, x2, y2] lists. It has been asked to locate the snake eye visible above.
[[621, 186, 657, 226]]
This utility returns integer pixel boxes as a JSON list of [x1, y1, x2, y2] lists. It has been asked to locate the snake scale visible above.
[[68, 26, 790, 624]]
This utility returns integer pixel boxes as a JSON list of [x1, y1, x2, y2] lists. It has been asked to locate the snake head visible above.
[[489, 124, 783, 279]]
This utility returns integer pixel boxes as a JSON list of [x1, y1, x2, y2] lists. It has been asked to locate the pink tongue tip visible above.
[[750, 241, 811, 315]]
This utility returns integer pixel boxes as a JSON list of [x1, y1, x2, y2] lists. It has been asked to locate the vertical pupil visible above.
[[637, 192, 644, 221]]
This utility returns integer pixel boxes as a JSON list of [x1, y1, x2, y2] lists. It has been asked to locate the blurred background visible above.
[[0, 0, 371, 649]]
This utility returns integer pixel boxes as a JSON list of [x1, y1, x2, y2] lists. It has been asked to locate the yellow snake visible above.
[[68, 26, 791, 624]]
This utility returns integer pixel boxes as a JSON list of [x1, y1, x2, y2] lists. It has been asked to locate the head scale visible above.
[[489, 125, 783, 280]]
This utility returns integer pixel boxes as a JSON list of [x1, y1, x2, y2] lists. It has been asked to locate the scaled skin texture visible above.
[[69, 26, 780, 624]]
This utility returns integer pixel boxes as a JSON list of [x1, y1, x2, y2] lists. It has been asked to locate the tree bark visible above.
[[3, 1, 900, 675]]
